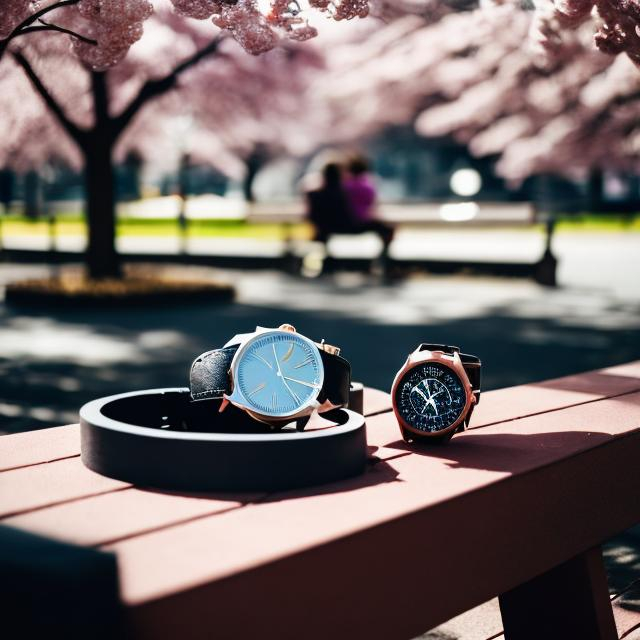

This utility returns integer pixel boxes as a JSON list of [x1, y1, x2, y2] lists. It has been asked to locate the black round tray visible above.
[[79, 388, 367, 492]]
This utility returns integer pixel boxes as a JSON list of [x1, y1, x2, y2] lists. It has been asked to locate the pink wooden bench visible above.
[[2, 363, 640, 639]]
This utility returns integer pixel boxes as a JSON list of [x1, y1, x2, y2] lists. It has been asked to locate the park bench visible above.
[[246, 200, 557, 284], [2, 361, 640, 639]]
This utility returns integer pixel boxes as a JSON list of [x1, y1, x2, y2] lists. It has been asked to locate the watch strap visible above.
[[318, 349, 351, 408], [190, 345, 239, 401]]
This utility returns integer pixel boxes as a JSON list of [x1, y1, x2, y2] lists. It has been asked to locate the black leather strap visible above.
[[190, 346, 238, 401], [189, 342, 351, 411], [318, 349, 351, 408]]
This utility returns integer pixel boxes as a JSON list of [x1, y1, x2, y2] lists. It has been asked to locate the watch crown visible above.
[[319, 339, 340, 356]]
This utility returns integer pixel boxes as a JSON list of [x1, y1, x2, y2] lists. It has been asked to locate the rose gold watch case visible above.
[[391, 347, 476, 441]]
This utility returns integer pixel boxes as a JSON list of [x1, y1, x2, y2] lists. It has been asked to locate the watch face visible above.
[[394, 362, 467, 434], [235, 331, 324, 418]]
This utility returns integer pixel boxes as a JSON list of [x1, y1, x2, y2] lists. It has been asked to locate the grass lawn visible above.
[[0, 216, 314, 240], [554, 213, 640, 232], [1, 212, 638, 239]]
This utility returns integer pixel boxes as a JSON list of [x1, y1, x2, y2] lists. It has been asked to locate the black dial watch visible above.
[[391, 344, 481, 444]]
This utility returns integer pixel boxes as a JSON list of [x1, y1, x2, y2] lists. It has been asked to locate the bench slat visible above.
[[472, 362, 640, 428], [0, 424, 80, 472], [0, 457, 130, 518], [3, 487, 260, 547]]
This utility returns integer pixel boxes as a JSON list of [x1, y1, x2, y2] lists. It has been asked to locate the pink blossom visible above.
[[62, 0, 154, 70], [532, 0, 640, 66], [0, 1, 39, 39]]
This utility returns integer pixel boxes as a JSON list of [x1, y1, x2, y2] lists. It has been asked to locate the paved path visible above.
[[3, 229, 639, 298]]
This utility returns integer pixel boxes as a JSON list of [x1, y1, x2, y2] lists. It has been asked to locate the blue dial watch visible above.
[[190, 325, 351, 429]]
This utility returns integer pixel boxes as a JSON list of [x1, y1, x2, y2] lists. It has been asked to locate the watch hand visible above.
[[283, 376, 321, 389], [272, 343, 282, 372], [419, 397, 439, 416], [414, 387, 431, 404], [248, 351, 273, 370], [273, 344, 302, 404]]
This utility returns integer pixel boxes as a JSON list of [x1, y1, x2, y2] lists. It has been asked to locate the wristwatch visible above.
[[391, 344, 481, 444], [190, 324, 351, 430]]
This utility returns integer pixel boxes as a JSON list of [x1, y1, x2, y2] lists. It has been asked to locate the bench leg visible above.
[[498, 546, 617, 640]]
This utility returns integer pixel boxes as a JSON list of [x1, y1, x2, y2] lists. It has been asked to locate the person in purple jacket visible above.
[[342, 154, 394, 266]]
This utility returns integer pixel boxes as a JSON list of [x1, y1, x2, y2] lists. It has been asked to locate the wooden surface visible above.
[[1, 366, 640, 639]]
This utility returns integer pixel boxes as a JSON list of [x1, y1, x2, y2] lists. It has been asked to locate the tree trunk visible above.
[[83, 72, 120, 280], [84, 138, 120, 279]]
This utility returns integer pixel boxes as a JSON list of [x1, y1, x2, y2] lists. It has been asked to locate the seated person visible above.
[[342, 155, 394, 251], [306, 162, 353, 244]]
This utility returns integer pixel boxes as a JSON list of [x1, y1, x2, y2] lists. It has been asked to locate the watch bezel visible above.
[[225, 329, 325, 423], [391, 348, 475, 440]]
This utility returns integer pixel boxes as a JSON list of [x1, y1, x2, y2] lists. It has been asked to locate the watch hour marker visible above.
[[271, 392, 277, 410], [282, 343, 294, 362], [293, 355, 314, 369], [247, 382, 266, 397]]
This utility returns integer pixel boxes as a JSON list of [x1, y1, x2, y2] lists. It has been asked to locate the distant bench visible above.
[[245, 199, 536, 229], [246, 201, 558, 284], [2, 361, 640, 638]]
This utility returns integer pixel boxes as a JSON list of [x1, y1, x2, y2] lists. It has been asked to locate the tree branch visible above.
[[11, 0, 82, 36], [19, 21, 97, 46], [12, 49, 86, 147], [113, 36, 225, 136], [0, 1, 93, 62]]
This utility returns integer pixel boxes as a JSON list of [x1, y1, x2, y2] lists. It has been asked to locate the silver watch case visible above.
[[223, 327, 326, 425]]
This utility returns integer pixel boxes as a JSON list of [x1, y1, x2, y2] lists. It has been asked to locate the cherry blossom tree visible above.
[[0, 0, 153, 66], [1, 29, 317, 275], [415, 5, 640, 182], [314, 1, 640, 187], [532, 0, 640, 67], [1, 0, 381, 68], [1, 0, 385, 279], [5, 30, 226, 277]]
